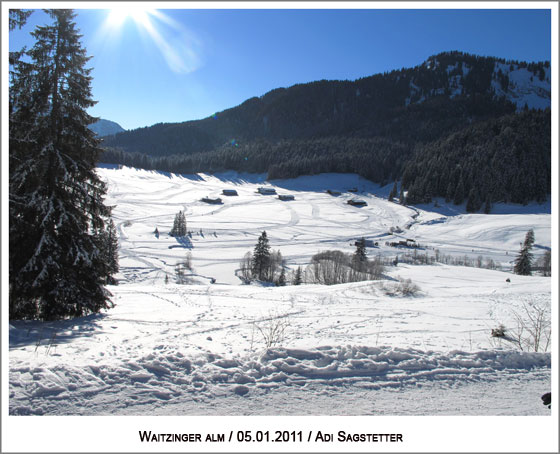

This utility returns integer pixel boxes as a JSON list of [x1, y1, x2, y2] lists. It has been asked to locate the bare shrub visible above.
[[306, 250, 350, 285], [175, 252, 192, 284], [508, 301, 551, 352], [306, 250, 384, 285], [239, 252, 253, 283], [383, 277, 420, 297], [250, 311, 290, 350], [492, 301, 551, 352]]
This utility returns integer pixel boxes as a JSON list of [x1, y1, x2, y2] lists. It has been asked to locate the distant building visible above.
[[347, 198, 367, 207], [387, 239, 419, 248], [278, 194, 295, 201], [257, 187, 276, 195], [201, 196, 222, 204], [222, 189, 238, 196], [354, 239, 378, 247]]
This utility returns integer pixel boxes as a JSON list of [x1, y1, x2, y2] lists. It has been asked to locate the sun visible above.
[[99, 8, 203, 74], [106, 8, 152, 29]]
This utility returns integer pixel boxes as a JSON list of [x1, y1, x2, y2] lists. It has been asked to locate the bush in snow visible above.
[[305, 249, 384, 285], [250, 310, 290, 350], [382, 277, 421, 297], [505, 301, 550, 352], [175, 252, 192, 284]]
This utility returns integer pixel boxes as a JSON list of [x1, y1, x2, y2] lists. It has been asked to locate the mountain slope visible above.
[[102, 51, 550, 157], [403, 108, 551, 208], [99, 51, 551, 209], [89, 119, 125, 137]]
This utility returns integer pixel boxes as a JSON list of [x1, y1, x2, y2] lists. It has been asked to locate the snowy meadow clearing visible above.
[[8, 166, 553, 421]]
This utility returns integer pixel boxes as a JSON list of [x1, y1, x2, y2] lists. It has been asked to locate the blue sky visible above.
[[8, 6, 552, 130]]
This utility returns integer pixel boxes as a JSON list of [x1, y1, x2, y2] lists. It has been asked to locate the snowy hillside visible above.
[[7, 166, 554, 451], [93, 165, 551, 286], [492, 62, 551, 110], [419, 54, 551, 110], [89, 118, 126, 137]]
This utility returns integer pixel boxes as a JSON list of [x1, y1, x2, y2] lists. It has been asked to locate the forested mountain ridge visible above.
[[100, 51, 551, 210], [103, 51, 550, 156], [403, 108, 550, 209]]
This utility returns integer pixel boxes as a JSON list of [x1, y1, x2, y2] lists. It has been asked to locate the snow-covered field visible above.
[[6, 166, 556, 451]]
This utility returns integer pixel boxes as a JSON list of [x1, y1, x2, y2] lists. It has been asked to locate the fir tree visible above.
[[445, 182, 454, 203], [399, 186, 406, 205], [277, 267, 286, 286], [483, 196, 492, 214], [9, 9, 33, 30], [453, 177, 465, 205], [251, 231, 271, 281], [293, 266, 303, 285], [388, 181, 397, 202], [99, 218, 119, 285], [541, 250, 551, 276], [466, 187, 481, 213], [9, 10, 113, 320], [513, 229, 535, 275], [353, 237, 368, 270], [170, 210, 187, 237]]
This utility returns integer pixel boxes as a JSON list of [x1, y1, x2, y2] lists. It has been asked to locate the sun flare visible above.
[[106, 8, 153, 29], [101, 8, 202, 74]]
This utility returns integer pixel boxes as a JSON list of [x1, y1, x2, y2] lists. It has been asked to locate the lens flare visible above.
[[101, 8, 202, 75]]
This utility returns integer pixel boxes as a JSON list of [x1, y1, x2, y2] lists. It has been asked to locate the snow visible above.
[[5, 166, 556, 452], [405, 60, 550, 109], [492, 62, 551, 110]]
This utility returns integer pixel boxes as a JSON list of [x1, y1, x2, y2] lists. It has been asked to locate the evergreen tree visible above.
[[277, 267, 286, 286], [453, 177, 465, 205], [9, 9, 33, 30], [388, 181, 397, 202], [251, 231, 271, 281], [353, 238, 368, 268], [170, 210, 187, 237], [9, 10, 113, 320], [99, 218, 119, 285], [541, 250, 551, 276], [445, 182, 454, 203], [513, 229, 535, 275], [483, 196, 492, 214], [399, 186, 406, 205], [466, 187, 481, 213], [292, 266, 303, 285]]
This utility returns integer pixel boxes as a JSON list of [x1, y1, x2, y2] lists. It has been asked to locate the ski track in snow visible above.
[[8, 167, 551, 416]]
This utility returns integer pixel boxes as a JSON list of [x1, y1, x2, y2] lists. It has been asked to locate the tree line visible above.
[[403, 108, 551, 210], [102, 107, 550, 211]]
